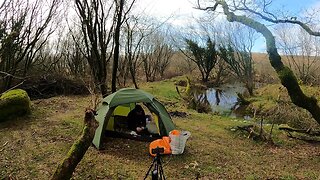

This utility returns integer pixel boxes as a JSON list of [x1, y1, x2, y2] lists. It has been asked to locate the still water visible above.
[[195, 83, 249, 118]]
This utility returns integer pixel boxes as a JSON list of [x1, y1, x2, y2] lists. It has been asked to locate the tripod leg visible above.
[[152, 162, 159, 180], [144, 158, 156, 180], [158, 159, 166, 180], [152, 169, 158, 180]]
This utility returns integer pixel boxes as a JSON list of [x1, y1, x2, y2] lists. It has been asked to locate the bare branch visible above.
[[233, 1, 320, 36], [196, 0, 219, 11], [0, 71, 25, 80]]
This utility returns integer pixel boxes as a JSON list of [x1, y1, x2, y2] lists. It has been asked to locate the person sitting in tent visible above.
[[127, 105, 148, 135]]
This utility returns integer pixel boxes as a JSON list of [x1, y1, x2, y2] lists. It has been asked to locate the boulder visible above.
[[0, 89, 31, 122]]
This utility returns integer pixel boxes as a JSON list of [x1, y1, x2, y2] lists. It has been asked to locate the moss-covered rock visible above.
[[0, 89, 31, 122]]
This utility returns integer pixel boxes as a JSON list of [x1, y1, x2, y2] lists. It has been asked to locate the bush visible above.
[[0, 89, 31, 122], [19, 75, 90, 99]]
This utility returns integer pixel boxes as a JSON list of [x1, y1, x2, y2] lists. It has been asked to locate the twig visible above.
[[0, 141, 9, 152], [0, 71, 25, 80], [269, 122, 275, 139], [259, 118, 264, 138], [176, 86, 182, 98], [1, 80, 26, 96]]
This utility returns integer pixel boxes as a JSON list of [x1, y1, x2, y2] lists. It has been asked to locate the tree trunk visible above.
[[245, 81, 254, 96], [100, 84, 108, 98], [129, 66, 138, 89], [51, 109, 98, 180], [112, 0, 125, 93], [215, 0, 320, 125]]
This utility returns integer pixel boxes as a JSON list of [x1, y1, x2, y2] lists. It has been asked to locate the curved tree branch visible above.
[[196, 0, 320, 125], [196, 0, 320, 47], [234, 1, 320, 36]]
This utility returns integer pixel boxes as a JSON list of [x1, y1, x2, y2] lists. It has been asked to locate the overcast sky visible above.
[[135, 0, 320, 52], [134, 0, 203, 26]]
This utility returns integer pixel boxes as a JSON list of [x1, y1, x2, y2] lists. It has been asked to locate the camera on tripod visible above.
[[151, 147, 164, 155], [144, 146, 166, 180]]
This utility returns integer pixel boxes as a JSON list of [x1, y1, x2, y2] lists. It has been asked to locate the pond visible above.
[[194, 83, 251, 119]]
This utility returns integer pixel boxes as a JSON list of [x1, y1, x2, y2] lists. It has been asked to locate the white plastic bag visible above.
[[169, 130, 191, 155]]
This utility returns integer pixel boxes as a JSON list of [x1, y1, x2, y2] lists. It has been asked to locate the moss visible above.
[[66, 125, 90, 157], [185, 76, 191, 96], [0, 89, 31, 122], [52, 113, 98, 180], [278, 66, 298, 84]]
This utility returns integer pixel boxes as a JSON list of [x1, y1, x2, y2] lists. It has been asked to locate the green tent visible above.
[[92, 88, 176, 149]]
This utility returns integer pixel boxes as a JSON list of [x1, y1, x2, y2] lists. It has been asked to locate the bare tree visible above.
[[74, 0, 115, 97], [141, 29, 174, 82], [61, 31, 88, 77], [121, 15, 150, 88], [0, 0, 61, 92], [111, 0, 138, 91], [116, 55, 130, 87], [157, 32, 174, 79], [141, 35, 157, 82], [196, 0, 320, 124], [277, 25, 320, 84], [112, 0, 125, 92], [123, 17, 140, 88], [31, 29, 67, 76], [220, 24, 257, 95]]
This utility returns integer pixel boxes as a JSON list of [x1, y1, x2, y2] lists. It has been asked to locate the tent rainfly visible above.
[[92, 88, 176, 149]]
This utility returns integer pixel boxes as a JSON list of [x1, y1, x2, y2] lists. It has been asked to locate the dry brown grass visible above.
[[166, 51, 320, 86]]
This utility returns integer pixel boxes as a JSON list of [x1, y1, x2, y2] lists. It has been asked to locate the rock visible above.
[[0, 89, 31, 122]]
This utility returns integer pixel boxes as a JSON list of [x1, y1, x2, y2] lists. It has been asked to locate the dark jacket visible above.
[[127, 106, 146, 131]]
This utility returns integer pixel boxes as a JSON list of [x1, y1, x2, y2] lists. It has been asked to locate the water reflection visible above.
[[195, 84, 247, 117]]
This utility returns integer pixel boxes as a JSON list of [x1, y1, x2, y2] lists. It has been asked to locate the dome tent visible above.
[[92, 88, 176, 149]]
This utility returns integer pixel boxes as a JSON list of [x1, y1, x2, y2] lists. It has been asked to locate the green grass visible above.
[[248, 84, 320, 129], [0, 81, 320, 179], [141, 78, 181, 101]]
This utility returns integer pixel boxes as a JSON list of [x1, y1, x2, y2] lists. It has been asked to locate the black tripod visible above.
[[144, 147, 166, 180]]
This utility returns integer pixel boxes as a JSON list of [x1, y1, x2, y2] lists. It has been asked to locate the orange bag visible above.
[[170, 130, 180, 136], [149, 136, 171, 156]]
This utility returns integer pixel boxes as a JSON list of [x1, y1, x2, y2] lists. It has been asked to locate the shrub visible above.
[[0, 89, 31, 122]]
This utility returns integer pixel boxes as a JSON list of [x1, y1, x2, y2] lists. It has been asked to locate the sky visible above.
[[135, 0, 203, 25], [135, 0, 320, 52]]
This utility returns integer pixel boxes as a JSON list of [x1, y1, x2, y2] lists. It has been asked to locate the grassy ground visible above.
[[1, 79, 320, 179], [247, 84, 320, 129]]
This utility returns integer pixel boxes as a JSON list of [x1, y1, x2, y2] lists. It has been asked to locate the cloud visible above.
[[136, 0, 197, 17], [134, 0, 210, 26]]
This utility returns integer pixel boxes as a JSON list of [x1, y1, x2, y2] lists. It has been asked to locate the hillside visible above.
[[169, 51, 320, 85]]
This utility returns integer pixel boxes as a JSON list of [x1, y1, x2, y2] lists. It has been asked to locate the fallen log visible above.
[[51, 108, 98, 180], [279, 127, 320, 136], [285, 133, 320, 143], [279, 126, 320, 143]]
